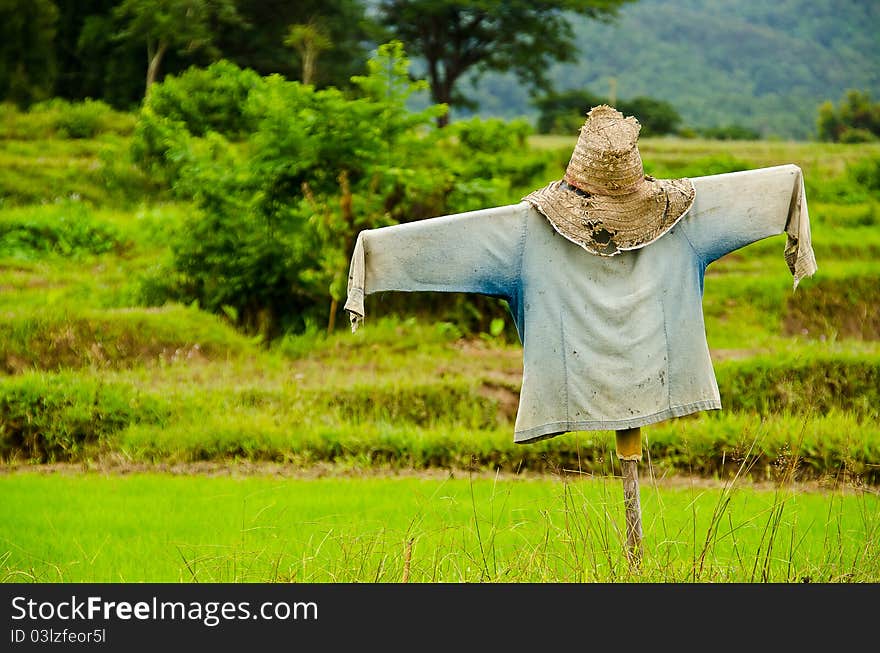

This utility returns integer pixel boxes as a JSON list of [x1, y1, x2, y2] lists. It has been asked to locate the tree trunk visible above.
[[327, 297, 338, 335], [433, 79, 452, 128], [427, 58, 454, 128], [302, 49, 316, 85], [145, 41, 168, 96]]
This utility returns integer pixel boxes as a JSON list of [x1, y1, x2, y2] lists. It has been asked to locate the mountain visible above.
[[464, 0, 880, 139]]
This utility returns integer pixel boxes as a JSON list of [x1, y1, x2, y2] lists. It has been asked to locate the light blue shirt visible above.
[[345, 165, 816, 443]]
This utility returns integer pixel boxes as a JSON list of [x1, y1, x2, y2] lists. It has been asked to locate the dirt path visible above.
[[1, 460, 873, 496]]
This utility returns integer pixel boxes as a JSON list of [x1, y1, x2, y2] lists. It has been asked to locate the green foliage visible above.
[[0, 304, 253, 374], [0, 373, 168, 462], [140, 61, 263, 137], [717, 353, 880, 419], [443, 117, 550, 213], [114, 0, 242, 94], [848, 157, 880, 195], [0, 100, 135, 140], [376, 0, 634, 119], [817, 90, 880, 143], [217, 0, 372, 90], [50, 98, 124, 139], [0, 137, 154, 208], [284, 22, 332, 85], [130, 61, 262, 186], [644, 154, 751, 179], [621, 96, 682, 136], [0, 0, 58, 106], [534, 90, 682, 136], [129, 107, 192, 187], [141, 42, 550, 336], [784, 276, 880, 341], [697, 124, 762, 141], [452, 117, 532, 152], [0, 200, 127, 259]]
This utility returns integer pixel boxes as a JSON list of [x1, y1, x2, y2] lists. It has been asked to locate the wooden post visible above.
[[616, 427, 643, 570]]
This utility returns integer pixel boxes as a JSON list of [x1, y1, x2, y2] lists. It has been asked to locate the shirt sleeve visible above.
[[679, 164, 817, 288], [343, 202, 528, 331]]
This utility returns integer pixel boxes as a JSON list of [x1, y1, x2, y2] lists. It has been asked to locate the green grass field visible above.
[[1, 128, 878, 583], [1, 471, 877, 583]]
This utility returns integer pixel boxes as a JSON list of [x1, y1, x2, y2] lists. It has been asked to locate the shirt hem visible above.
[[513, 399, 722, 444]]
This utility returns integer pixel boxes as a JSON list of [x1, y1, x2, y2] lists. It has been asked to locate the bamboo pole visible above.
[[616, 427, 643, 570]]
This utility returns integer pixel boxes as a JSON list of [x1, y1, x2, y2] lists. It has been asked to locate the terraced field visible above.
[[1, 130, 878, 581]]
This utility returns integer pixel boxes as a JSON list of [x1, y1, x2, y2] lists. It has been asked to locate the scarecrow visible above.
[[344, 105, 817, 566]]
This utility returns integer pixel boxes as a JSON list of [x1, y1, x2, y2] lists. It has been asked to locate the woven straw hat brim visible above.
[[523, 177, 696, 257]]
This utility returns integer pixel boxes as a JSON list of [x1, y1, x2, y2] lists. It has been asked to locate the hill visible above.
[[467, 0, 880, 139]]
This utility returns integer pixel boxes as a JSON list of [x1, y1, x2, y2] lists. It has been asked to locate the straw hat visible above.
[[523, 105, 695, 257]]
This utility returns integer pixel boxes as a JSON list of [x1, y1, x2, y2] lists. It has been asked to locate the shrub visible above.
[[0, 99, 135, 140], [784, 276, 880, 340], [0, 304, 253, 374], [848, 157, 880, 195], [618, 96, 682, 136], [149, 42, 504, 336], [0, 373, 169, 462], [0, 201, 128, 259], [138, 43, 564, 336], [140, 60, 262, 138], [130, 61, 262, 184], [129, 108, 191, 186], [817, 90, 880, 142], [717, 353, 880, 419], [533, 89, 682, 136], [53, 99, 116, 138], [452, 117, 532, 152], [838, 128, 877, 144], [645, 154, 751, 179], [697, 124, 761, 140]]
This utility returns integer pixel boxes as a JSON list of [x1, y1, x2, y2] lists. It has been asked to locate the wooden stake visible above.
[[616, 427, 643, 570]]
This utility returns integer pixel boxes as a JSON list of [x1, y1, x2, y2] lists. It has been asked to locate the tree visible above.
[[376, 0, 635, 126], [817, 90, 880, 143], [534, 89, 681, 136], [284, 22, 332, 85], [215, 0, 372, 90], [0, 0, 59, 106], [113, 0, 242, 96]]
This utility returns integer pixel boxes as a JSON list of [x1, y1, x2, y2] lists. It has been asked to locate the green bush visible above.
[[533, 89, 682, 136], [784, 276, 880, 340], [0, 304, 254, 374], [645, 154, 751, 179], [141, 61, 262, 138], [848, 157, 880, 195], [129, 108, 191, 187], [0, 201, 128, 259], [146, 42, 546, 336], [838, 128, 877, 144], [817, 90, 880, 142], [0, 100, 135, 140], [0, 373, 169, 462], [452, 117, 532, 152], [53, 99, 115, 138], [0, 102, 56, 139], [717, 353, 880, 418], [130, 61, 262, 185], [697, 124, 761, 140]]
